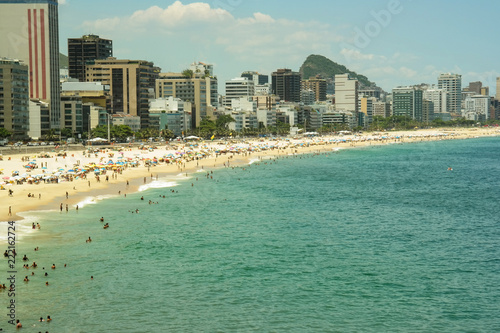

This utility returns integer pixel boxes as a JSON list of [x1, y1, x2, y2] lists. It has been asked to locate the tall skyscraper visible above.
[[392, 86, 423, 121], [68, 34, 112, 82], [468, 81, 482, 95], [438, 73, 461, 114], [85, 58, 159, 128], [302, 76, 327, 102], [271, 68, 301, 103], [0, 58, 30, 138], [224, 77, 255, 108], [334, 74, 358, 113], [156, 71, 218, 128], [423, 87, 448, 114], [0, 0, 61, 128]]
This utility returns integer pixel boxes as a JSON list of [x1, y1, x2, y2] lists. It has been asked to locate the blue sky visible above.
[[58, 0, 500, 93]]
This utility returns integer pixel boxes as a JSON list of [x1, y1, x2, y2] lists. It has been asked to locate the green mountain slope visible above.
[[299, 54, 374, 88], [59, 53, 68, 68]]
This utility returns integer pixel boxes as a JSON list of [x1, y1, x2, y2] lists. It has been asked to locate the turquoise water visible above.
[[2, 137, 500, 332]]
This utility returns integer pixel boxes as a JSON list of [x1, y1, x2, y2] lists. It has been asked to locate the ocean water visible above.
[[2, 137, 500, 332]]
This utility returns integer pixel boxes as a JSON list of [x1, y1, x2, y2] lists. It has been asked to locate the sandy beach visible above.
[[1, 127, 498, 223]]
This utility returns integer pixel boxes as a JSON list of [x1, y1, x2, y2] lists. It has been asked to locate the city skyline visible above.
[[58, 0, 500, 92]]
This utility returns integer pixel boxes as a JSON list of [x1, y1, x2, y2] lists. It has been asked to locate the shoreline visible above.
[[1, 127, 499, 226]]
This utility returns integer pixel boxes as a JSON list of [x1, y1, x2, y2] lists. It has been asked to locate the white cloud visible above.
[[238, 12, 275, 25], [81, 1, 344, 74], [59, 0, 67, 4], [82, 1, 233, 32], [132, 1, 233, 27]]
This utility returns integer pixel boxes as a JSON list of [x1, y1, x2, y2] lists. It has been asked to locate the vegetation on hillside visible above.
[[59, 53, 68, 68], [299, 54, 374, 88]]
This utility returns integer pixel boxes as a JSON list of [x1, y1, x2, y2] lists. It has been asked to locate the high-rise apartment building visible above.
[[422, 100, 434, 124], [392, 86, 423, 121], [359, 96, 377, 127], [224, 77, 255, 108], [480, 87, 489, 96], [302, 76, 327, 102], [423, 87, 447, 114], [467, 81, 482, 95], [0, 0, 61, 129], [438, 73, 461, 114], [463, 95, 490, 121], [496, 77, 500, 99], [373, 101, 391, 118], [0, 58, 30, 138], [156, 72, 217, 128], [85, 58, 158, 128], [60, 95, 83, 135], [271, 69, 301, 103], [334, 74, 358, 113], [68, 34, 112, 82]]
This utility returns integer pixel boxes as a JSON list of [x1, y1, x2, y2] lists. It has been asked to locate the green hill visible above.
[[59, 53, 68, 68], [299, 54, 374, 88]]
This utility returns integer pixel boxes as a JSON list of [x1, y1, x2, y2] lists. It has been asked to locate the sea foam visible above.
[[138, 180, 178, 192]]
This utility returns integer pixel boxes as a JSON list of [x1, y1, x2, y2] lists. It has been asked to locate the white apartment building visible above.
[[224, 77, 255, 108], [463, 95, 490, 121], [231, 97, 257, 112], [423, 87, 448, 114], [438, 73, 462, 114], [335, 74, 358, 113]]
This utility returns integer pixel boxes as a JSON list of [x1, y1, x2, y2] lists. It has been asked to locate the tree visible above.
[[61, 128, 73, 139], [276, 120, 291, 135], [42, 129, 58, 141], [216, 114, 235, 130], [198, 117, 217, 138], [112, 125, 133, 142], [0, 128, 11, 139], [136, 128, 160, 141], [91, 125, 109, 139], [182, 69, 194, 78], [162, 129, 175, 139]]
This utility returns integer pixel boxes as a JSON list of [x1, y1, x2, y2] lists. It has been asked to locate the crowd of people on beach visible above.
[[1, 128, 499, 329]]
